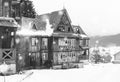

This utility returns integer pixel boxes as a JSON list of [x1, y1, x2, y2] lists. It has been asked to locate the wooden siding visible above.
[[52, 37, 81, 65], [114, 53, 120, 60], [0, 0, 2, 16]]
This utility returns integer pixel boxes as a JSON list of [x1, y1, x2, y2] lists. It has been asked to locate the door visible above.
[[29, 52, 40, 68]]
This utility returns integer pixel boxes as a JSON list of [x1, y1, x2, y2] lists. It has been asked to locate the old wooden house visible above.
[[16, 9, 89, 69], [0, 0, 89, 71], [0, 17, 18, 74]]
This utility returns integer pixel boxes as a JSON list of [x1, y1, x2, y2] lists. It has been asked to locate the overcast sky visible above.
[[31, 0, 120, 36]]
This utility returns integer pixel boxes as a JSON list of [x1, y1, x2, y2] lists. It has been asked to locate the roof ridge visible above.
[[114, 51, 120, 55]]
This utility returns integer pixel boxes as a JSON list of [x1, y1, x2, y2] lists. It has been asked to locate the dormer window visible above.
[[57, 26, 65, 32], [32, 24, 37, 30]]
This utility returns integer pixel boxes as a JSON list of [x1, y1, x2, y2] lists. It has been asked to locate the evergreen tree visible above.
[[20, 0, 36, 18], [90, 49, 102, 63]]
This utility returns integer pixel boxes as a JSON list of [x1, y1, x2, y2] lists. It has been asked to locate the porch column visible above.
[[48, 37, 53, 66]]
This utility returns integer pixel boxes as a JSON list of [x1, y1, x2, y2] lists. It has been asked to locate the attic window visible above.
[[58, 26, 65, 32], [68, 27, 71, 32], [32, 24, 37, 30], [77, 29, 80, 33]]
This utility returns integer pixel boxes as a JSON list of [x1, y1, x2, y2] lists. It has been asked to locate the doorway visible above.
[[29, 52, 40, 69]]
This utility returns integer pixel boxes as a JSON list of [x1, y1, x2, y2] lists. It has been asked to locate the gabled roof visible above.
[[72, 25, 86, 34], [21, 17, 34, 29], [0, 17, 19, 28], [72, 25, 89, 39], [33, 9, 71, 31], [114, 51, 120, 56], [19, 9, 89, 38]]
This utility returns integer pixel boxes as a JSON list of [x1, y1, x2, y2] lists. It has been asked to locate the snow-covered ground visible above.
[[1, 63, 120, 82]]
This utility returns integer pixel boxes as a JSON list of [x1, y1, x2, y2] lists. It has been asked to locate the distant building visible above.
[[113, 51, 120, 62]]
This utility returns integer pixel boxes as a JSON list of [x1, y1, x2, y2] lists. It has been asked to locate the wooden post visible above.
[[39, 37, 42, 66], [4, 75, 6, 82], [48, 36, 53, 67]]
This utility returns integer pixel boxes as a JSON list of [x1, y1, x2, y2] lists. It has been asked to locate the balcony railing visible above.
[[1, 49, 16, 60]]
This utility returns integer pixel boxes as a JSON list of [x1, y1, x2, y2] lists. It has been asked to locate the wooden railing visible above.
[[1, 49, 16, 60]]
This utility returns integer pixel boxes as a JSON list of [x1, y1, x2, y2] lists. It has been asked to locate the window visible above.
[[57, 26, 65, 32], [79, 39, 89, 47], [58, 38, 75, 50], [42, 53, 48, 60], [83, 39, 86, 46], [79, 40, 84, 46], [2, 30, 14, 49], [3, 2, 9, 17], [86, 40, 89, 46], [68, 26, 71, 32], [30, 37, 38, 51], [11, 4, 20, 18], [42, 38, 48, 49], [31, 38, 38, 46]]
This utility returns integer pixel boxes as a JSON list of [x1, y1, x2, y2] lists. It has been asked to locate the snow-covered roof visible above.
[[114, 51, 120, 56], [72, 25, 86, 34], [52, 32, 79, 37], [17, 17, 53, 36], [72, 25, 89, 39], [16, 29, 53, 36], [0, 17, 19, 28], [80, 34, 89, 38], [17, 9, 88, 38]]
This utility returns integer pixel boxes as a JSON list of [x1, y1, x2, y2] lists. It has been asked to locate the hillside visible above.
[[90, 34, 120, 47]]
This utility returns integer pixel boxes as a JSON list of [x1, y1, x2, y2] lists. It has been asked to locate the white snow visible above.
[[58, 10, 63, 15], [0, 62, 9, 74], [80, 34, 88, 38], [1, 63, 120, 82], [16, 18, 53, 36]]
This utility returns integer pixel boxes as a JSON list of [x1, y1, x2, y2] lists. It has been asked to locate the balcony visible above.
[[12, 0, 21, 4], [0, 49, 16, 60]]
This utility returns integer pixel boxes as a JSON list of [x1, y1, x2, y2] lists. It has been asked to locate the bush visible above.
[[102, 55, 112, 63], [90, 54, 102, 63]]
